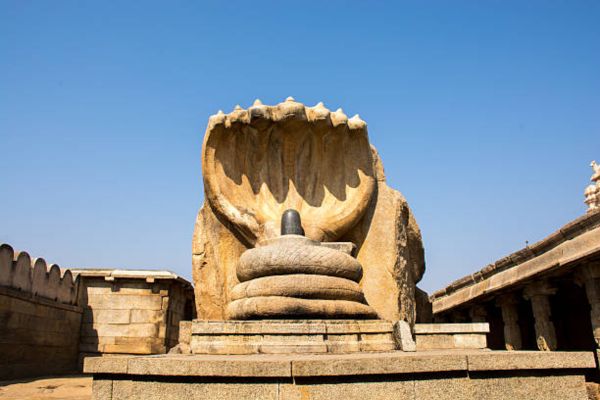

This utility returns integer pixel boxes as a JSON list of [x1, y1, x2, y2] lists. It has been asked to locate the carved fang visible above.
[[307, 101, 330, 122], [348, 114, 366, 130], [330, 108, 348, 127]]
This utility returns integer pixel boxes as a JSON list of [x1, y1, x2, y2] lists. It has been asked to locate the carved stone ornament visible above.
[[193, 98, 425, 324]]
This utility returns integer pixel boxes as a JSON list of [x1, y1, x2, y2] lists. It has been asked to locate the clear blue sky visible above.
[[1, 1, 599, 293]]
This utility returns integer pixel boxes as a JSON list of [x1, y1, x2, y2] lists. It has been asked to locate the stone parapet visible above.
[[84, 351, 595, 399], [0, 243, 79, 305], [414, 323, 489, 350], [0, 244, 83, 380]]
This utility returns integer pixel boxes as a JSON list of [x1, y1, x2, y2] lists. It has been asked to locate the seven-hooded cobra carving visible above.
[[202, 97, 376, 245]]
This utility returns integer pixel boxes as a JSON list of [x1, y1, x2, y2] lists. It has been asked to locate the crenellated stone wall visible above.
[[0, 244, 195, 380], [0, 243, 82, 380]]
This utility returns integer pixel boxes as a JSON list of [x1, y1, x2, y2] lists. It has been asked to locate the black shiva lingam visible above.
[[226, 209, 378, 320]]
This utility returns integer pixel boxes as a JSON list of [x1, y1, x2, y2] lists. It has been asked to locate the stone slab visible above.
[[414, 323, 489, 334], [470, 375, 588, 400], [84, 356, 130, 374], [93, 376, 591, 400], [414, 323, 489, 350], [291, 351, 467, 376], [393, 320, 416, 351], [71, 268, 193, 286], [467, 351, 596, 371], [84, 294, 163, 310], [416, 333, 487, 350], [280, 380, 415, 400], [190, 319, 396, 355], [414, 377, 473, 400], [85, 350, 595, 376], [92, 379, 113, 400], [127, 355, 292, 377], [111, 380, 278, 400], [86, 351, 595, 400], [191, 319, 393, 334]]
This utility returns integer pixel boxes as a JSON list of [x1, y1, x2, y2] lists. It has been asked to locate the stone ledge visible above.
[[70, 269, 192, 287], [290, 352, 467, 376], [466, 351, 596, 371], [127, 355, 292, 377], [83, 350, 596, 378], [192, 320, 393, 335], [415, 323, 489, 334], [189, 320, 396, 355]]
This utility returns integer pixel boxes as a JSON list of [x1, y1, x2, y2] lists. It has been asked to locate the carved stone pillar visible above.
[[524, 282, 557, 351], [496, 294, 522, 351], [577, 262, 600, 348], [469, 304, 487, 323]]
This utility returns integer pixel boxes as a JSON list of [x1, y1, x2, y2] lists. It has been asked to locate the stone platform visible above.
[[84, 350, 596, 399], [189, 320, 396, 354], [414, 323, 489, 350]]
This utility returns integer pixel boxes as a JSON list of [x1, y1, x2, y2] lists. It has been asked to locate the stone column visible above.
[[524, 282, 557, 351], [577, 262, 600, 348], [496, 294, 522, 351], [469, 304, 487, 323]]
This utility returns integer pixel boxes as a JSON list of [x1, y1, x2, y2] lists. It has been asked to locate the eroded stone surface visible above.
[[188, 320, 395, 355], [86, 351, 594, 400], [202, 99, 376, 245], [414, 323, 489, 351], [230, 274, 366, 302], [393, 320, 416, 351], [227, 297, 377, 320], [236, 236, 363, 283], [0, 375, 92, 400], [193, 99, 425, 323], [228, 234, 376, 319]]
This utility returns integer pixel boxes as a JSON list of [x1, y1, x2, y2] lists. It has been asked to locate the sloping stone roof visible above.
[[431, 209, 600, 314], [70, 268, 192, 287]]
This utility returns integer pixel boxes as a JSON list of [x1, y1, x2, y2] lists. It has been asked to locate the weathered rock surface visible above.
[[230, 274, 366, 302], [227, 296, 378, 320], [342, 148, 425, 325], [237, 235, 363, 283], [193, 99, 425, 324], [202, 97, 375, 245], [229, 234, 376, 319]]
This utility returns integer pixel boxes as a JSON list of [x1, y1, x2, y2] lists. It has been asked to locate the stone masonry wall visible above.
[[0, 243, 82, 380], [76, 272, 194, 356], [165, 282, 194, 350]]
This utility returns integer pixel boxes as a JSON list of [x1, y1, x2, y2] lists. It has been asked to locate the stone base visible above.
[[84, 350, 596, 399], [414, 323, 489, 350], [189, 320, 396, 354]]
